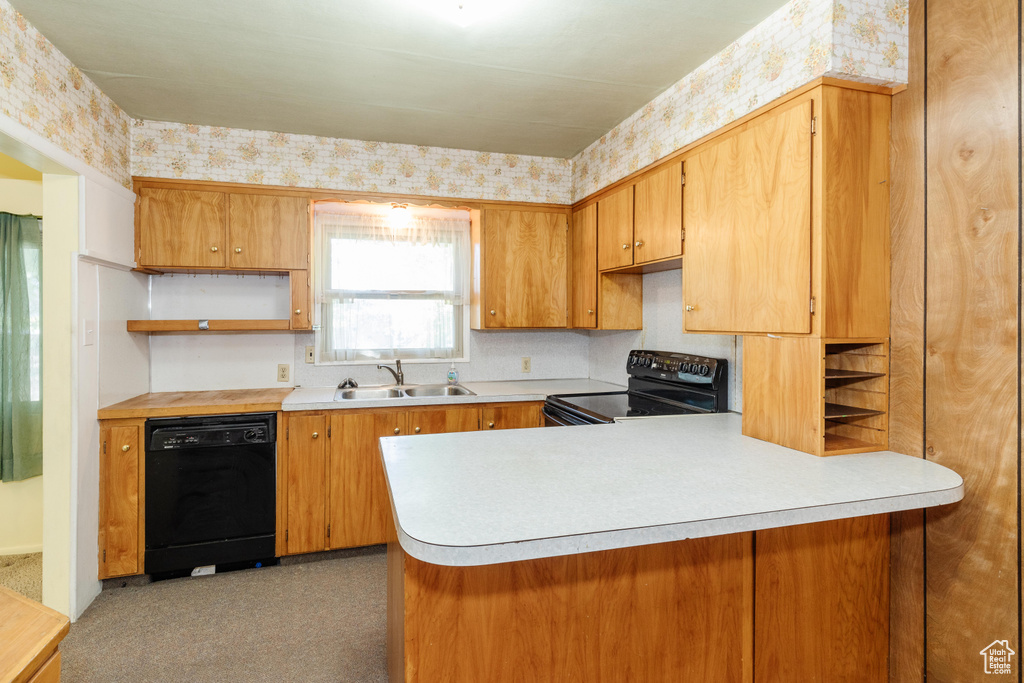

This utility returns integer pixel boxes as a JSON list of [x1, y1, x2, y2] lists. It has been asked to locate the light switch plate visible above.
[[305, 346, 315, 364], [521, 357, 531, 373], [81, 319, 95, 347]]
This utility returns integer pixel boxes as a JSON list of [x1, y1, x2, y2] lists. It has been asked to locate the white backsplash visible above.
[[587, 269, 743, 413]]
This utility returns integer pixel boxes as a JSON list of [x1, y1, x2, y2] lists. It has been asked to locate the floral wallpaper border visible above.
[[0, 0, 131, 188], [131, 120, 572, 204], [570, 0, 909, 200]]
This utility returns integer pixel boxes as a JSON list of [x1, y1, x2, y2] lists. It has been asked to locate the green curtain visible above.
[[0, 212, 42, 482]]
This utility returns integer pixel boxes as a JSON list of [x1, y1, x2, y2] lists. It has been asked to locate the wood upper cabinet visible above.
[[683, 85, 890, 338], [136, 184, 310, 272], [634, 162, 683, 262], [283, 413, 328, 555], [597, 185, 634, 270], [475, 208, 569, 329], [683, 99, 814, 334], [227, 194, 308, 270], [138, 188, 227, 268], [98, 420, 143, 579], [481, 402, 543, 430], [570, 204, 597, 328]]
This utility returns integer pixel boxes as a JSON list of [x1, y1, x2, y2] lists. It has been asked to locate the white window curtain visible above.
[[315, 203, 470, 363]]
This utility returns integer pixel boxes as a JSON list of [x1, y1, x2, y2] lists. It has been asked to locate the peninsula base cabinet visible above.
[[280, 403, 543, 556], [387, 514, 889, 683]]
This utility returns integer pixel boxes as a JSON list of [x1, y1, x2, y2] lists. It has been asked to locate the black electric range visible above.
[[543, 350, 728, 426]]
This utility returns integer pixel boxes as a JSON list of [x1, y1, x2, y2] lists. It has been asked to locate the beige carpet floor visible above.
[[62, 547, 388, 682], [0, 552, 43, 602]]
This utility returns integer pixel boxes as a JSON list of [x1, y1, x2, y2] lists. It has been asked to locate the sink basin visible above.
[[402, 384, 476, 397], [334, 387, 406, 400]]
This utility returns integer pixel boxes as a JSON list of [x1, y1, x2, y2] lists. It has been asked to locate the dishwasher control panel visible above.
[[146, 413, 276, 450]]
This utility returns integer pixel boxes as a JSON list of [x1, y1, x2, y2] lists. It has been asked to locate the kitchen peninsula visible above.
[[381, 413, 963, 682]]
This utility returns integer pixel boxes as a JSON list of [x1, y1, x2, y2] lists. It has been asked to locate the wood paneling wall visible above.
[[889, 0, 1021, 680]]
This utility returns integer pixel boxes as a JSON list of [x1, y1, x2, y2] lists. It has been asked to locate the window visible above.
[[314, 203, 471, 363]]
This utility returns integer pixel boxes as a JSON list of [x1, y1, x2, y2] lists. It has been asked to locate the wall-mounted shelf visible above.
[[127, 320, 292, 333]]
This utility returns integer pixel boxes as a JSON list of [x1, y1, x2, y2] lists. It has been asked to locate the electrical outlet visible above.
[[277, 364, 290, 382], [305, 346, 315, 364], [521, 357, 531, 373]]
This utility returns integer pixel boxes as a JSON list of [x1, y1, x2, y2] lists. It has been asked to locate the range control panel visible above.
[[627, 350, 725, 386]]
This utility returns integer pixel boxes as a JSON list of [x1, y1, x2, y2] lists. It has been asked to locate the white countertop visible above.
[[380, 413, 964, 567], [282, 378, 624, 411]]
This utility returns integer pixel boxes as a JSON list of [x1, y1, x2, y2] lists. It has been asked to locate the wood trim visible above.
[[133, 176, 572, 213], [127, 319, 291, 332]]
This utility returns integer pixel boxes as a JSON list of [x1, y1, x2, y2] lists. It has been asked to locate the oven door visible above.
[[542, 397, 616, 426], [543, 403, 589, 426]]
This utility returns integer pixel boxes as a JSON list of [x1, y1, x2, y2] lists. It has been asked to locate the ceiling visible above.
[[13, 0, 789, 158]]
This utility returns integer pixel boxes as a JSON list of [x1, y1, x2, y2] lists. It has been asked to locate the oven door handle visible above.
[[542, 404, 591, 426]]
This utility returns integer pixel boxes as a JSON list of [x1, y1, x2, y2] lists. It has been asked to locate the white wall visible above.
[[588, 269, 743, 412], [0, 177, 44, 555]]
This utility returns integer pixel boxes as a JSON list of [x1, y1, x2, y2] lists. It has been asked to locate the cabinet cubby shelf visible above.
[[824, 402, 885, 420], [824, 369, 886, 380]]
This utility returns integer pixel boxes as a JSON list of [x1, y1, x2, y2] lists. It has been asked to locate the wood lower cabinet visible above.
[[98, 419, 144, 579], [283, 404, 537, 555], [283, 413, 328, 555], [481, 403, 543, 431], [474, 208, 569, 329]]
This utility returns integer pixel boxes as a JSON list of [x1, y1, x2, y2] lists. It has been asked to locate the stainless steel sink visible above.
[[334, 387, 406, 400], [403, 384, 476, 397]]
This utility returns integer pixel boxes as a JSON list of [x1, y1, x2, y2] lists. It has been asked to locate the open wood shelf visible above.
[[824, 402, 885, 420], [824, 369, 886, 380], [823, 432, 883, 454], [127, 319, 292, 333]]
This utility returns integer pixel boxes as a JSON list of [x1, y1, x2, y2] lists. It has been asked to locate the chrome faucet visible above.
[[377, 359, 404, 386]]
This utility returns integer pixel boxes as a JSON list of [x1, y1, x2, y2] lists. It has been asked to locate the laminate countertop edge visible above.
[[381, 413, 965, 567]]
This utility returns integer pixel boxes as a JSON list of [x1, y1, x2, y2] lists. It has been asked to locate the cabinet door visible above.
[[481, 403, 543, 431], [99, 424, 140, 578], [597, 185, 634, 270], [328, 412, 394, 549], [634, 162, 682, 263], [290, 270, 311, 330], [570, 205, 598, 328], [285, 414, 327, 554], [483, 209, 568, 328], [228, 194, 309, 270], [683, 99, 813, 334], [138, 188, 226, 268], [409, 406, 480, 435]]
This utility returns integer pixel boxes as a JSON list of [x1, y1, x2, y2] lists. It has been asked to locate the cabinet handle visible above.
[[635, 241, 643, 247], [685, 305, 696, 312], [414, 427, 421, 433], [621, 243, 629, 249], [487, 421, 495, 429], [588, 309, 594, 315], [490, 310, 496, 316], [394, 428, 401, 435], [312, 432, 318, 439], [210, 246, 218, 253], [294, 309, 301, 315], [121, 444, 130, 452], [234, 247, 243, 253]]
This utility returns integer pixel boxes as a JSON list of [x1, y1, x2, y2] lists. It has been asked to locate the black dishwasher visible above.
[[145, 413, 277, 578]]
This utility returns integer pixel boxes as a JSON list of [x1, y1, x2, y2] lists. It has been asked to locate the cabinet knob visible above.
[[490, 310, 496, 316], [487, 421, 495, 429], [210, 246, 218, 252], [234, 247, 243, 253], [394, 428, 401, 435], [414, 427, 421, 434], [312, 432, 318, 439], [294, 309, 301, 315], [685, 305, 696, 312], [621, 243, 629, 249], [121, 444, 130, 452], [588, 309, 594, 315], [635, 241, 643, 247]]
